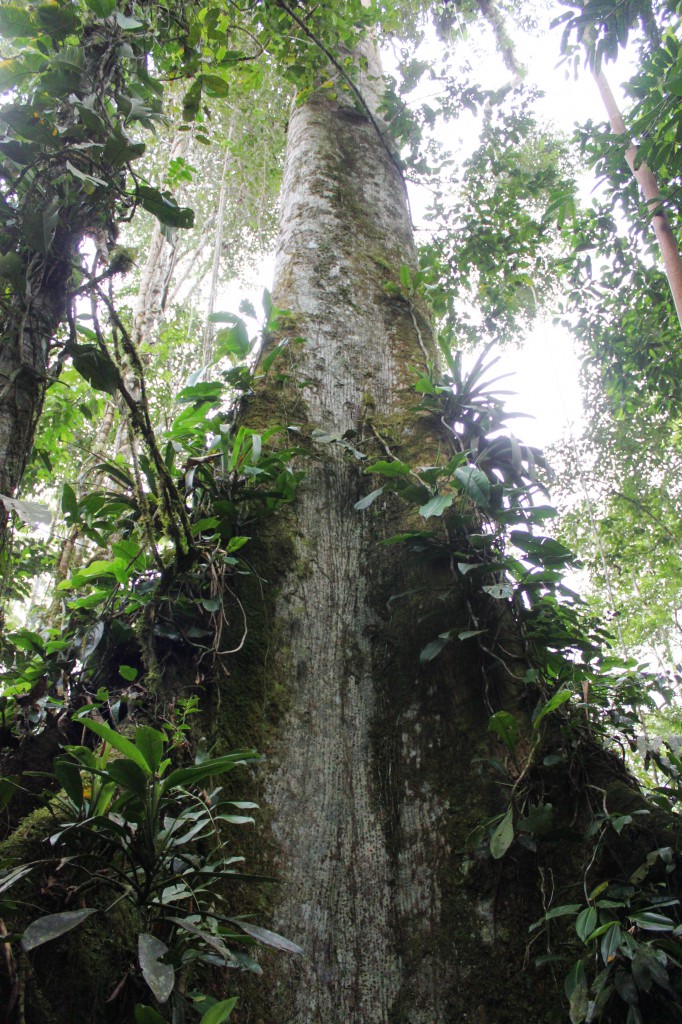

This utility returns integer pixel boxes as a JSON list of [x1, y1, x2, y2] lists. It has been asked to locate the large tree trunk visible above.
[[227, 50, 558, 1024]]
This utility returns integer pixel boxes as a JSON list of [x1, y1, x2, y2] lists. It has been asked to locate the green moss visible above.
[[0, 805, 142, 1024]]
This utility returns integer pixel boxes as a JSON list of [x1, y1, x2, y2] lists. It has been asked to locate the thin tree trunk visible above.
[[202, 141, 233, 370], [593, 68, 682, 328]]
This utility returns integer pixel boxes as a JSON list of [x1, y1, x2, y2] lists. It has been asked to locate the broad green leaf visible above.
[[487, 711, 518, 754], [23, 201, 59, 255], [454, 466, 490, 507], [419, 494, 454, 518], [134, 1007, 166, 1024], [0, 776, 18, 813], [138, 934, 174, 1004], [182, 78, 202, 121], [116, 12, 143, 30], [85, 0, 116, 16], [517, 803, 554, 836], [36, 3, 79, 38], [106, 758, 149, 798], [134, 726, 166, 774], [631, 945, 671, 992], [201, 73, 230, 97], [0, 252, 23, 281], [199, 998, 238, 1024], [69, 344, 120, 395], [565, 959, 588, 1024], [53, 759, 84, 808], [22, 909, 96, 952], [81, 720, 152, 774], [103, 132, 145, 168], [0, 5, 34, 38], [575, 906, 598, 942], [490, 806, 514, 860], [61, 483, 79, 521], [137, 186, 194, 228], [215, 321, 250, 360], [419, 634, 449, 663]]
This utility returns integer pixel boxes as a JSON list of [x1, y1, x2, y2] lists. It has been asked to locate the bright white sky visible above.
[[392, 11, 641, 456], [400, 13, 633, 454]]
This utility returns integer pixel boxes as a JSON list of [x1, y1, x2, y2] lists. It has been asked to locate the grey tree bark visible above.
[[230, 49, 552, 1024]]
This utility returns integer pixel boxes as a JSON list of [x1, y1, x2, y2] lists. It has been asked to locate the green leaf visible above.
[[138, 934, 174, 1004], [162, 751, 259, 793], [354, 487, 384, 511], [23, 201, 59, 255], [36, 3, 79, 39], [81, 720, 152, 774], [85, 0, 116, 16], [454, 466, 490, 507], [137, 186, 194, 229], [227, 919, 304, 954], [490, 806, 514, 860], [419, 634, 449, 663], [106, 758, 149, 798], [61, 483, 79, 521], [201, 73, 230, 97], [565, 960, 588, 1024], [134, 1007, 166, 1024], [575, 906, 598, 942], [22, 909, 96, 952], [629, 911, 675, 931], [0, 5, 35, 38], [366, 459, 411, 478], [419, 494, 454, 518], [53, 759, 84, 809], [69, 344, 119, 395], [116, 12, 143, 30], [517, 803, 554, 836], [199, 998, 238, 1024], [533, 689, 571, 730], [182, 79, 202, 122], [0, 776, 19, 813], [0, 252, 23, 282], [399, 264, 411, 291], [119, 665, 138, 682], [103, 131, 145, 169], [215, 321, 251, 360], [134, 726, 166, 774], [631, 945, 671, 992], [487, 711, 518, 754], [601, 922, 622, 965]]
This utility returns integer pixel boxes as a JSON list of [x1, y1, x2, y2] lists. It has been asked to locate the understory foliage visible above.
[[0, 1, 681, 1023]]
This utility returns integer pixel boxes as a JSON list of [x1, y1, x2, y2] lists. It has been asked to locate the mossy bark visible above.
[[214, 49, 578, 1024]]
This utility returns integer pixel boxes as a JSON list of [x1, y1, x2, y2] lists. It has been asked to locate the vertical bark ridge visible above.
[[247, 55, 462, 1024]]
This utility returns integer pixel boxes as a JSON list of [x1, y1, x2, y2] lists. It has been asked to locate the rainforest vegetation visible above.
[[0, 2, 681, 1023]]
